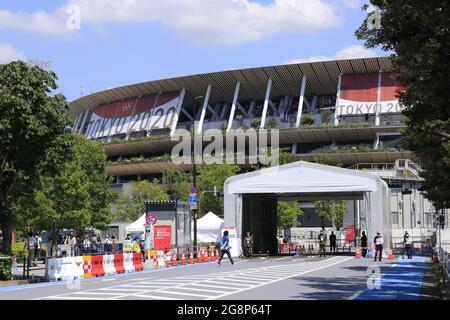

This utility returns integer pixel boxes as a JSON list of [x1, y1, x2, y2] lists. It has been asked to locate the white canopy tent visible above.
[[125, 214, 145, 234], [224, 161, 391, 249], [192, 211, 224, 243]]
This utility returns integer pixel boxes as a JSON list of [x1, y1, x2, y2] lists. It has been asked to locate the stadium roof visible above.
[[69, 56, 392, 118]]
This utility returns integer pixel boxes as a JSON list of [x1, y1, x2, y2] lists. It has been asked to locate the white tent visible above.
[[193, 211, 224, 243], [224, 161, 390, 247], [125, 214, 145, 234]]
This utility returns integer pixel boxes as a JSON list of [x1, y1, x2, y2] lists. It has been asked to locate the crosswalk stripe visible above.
[[173, 286, 223, 294], [155, 290, 214, 298], [128, 294, 181, 300]]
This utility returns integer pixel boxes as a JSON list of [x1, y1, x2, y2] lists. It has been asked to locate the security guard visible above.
[[243, 231, 254, 258]]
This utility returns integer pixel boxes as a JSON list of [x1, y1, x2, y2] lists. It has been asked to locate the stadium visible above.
[[69, 56, 448, 251]]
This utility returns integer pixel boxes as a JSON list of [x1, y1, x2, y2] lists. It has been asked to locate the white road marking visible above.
[[207, 256, 353, 300], [347, 290, 364, 300], [129, 294, 181, 300], [153, 290, 214, 298]]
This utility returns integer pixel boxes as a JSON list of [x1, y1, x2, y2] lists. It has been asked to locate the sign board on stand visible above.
[[154, 225, 172, 250], [220, 226, 242, 258]]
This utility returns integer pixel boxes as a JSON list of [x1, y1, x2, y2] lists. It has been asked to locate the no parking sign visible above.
[[146, 213, 157, 225]]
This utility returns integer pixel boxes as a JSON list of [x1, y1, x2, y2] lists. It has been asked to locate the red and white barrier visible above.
[[123, 253, 135, 273]]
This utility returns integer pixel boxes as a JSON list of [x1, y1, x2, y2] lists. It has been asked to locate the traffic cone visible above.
[[210, 249, 215, 261], [172, 251, 178, 267], [204, 250, 210, 262], [355, 246, 361, 259], [215, 249, 219, 260], [189, 251, 195, 264], [181, 252, 187, 265], [196, 250, 203, 263], [164, 254, 169, 268], [388, 249, 394, 260]]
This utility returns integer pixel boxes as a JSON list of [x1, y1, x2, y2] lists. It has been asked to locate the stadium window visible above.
[[391, 211, 399, 226]]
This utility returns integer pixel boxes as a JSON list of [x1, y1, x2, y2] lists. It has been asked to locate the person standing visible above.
[[34, 232, 42, 263], [318, 230, 326, 257], [329, 231, 337, 253], [361, 231, 368, 258], [24, 232, 37, 266], [83, 235, 91, 254], [217, 230, 235, 266], [374, 232, 384, 262], [243, 231, 254, 258], [404, 231, 413, 259], [90, 233, 98, 253]]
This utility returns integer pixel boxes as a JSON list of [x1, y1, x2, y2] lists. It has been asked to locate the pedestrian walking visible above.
[[217, 230, 235, 266], [318, 230, 326, 257], [374, 232, 384, 262], [329, 231, 337, 253], [404, 231, 413, 259], [361, 231, 368, 258], [24, 232, 37, 266]]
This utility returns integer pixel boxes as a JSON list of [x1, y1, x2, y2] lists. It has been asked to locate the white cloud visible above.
[[284, 44, 376, 64], [0, 0, 343, 45], [0, 43, 26, 64]]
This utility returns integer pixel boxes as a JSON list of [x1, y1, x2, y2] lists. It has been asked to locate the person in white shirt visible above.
[[24, 232, 37, 266], [404, 231, 413, 259], [374, 232, 384, 262], [34, 232, 42, 262]]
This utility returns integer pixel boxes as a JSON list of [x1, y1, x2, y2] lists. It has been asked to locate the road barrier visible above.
[[91, 255, 105, 278], [114, 253, 125, 274], [83, 256, 92, 278], [123, 253, 135, 273], [133, 252, 144, 271], [103, 254, 115, 276], [47, 257, 84, 281]]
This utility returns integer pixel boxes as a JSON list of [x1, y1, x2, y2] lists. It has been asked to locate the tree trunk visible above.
[[0, 212, 13, 255]]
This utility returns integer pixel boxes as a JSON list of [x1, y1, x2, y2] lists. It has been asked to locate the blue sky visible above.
[[0, 0, 386, 102]]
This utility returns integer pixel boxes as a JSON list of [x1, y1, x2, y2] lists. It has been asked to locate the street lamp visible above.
[[192, 95, 203, 258]]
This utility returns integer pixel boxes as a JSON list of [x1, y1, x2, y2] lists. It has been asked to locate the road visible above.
[[0, 255, 428, 300]]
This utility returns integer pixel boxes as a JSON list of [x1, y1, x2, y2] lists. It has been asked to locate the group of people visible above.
[[82, 233, 117, 254]]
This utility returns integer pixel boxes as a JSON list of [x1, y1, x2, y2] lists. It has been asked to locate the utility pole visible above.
[[192, 96, 203, 259]]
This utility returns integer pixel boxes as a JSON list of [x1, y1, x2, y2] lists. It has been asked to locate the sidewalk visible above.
[[356, 256, 426, 300], [420, 258, 441, 300]]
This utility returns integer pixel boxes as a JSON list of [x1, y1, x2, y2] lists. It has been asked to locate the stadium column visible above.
[[375, 70, 382, 126], [227, 82, 241, 132], [78, 110, 91, 135], [334, 73, 342, 126], [295, 76, 307, 128], [260, 78, 273, 129], [72, 114, 82, 133], [197, 85, 212, 134], [170, 88, 186, 136]]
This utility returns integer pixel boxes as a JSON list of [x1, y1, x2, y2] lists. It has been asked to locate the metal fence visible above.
[[49, 243, 125, 258], [439, 248, 450, 280]]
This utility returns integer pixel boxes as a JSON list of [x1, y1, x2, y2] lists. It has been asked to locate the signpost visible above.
[[145, 213, 157, 259]]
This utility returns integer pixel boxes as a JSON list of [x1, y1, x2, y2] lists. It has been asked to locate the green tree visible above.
[[162, 168, 190, 201], [13, 134, 116, 255], [277, 201, 304, 229], [314, 200, 348, 229], [356, 1, 450, 209], [114, 180, 169, 222], [0, 61, 70, 254], [196, 164, 240, 216]]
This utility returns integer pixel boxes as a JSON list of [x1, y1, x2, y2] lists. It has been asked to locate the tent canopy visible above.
[[125, 214, 145, 234], [193, 211, 224, 243], [224, 161, 390, 246]]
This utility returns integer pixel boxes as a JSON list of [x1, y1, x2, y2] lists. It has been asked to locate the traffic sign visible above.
[[146, 213, 157, 225], [189, 193, 197, 210], [190, 187, 197, 193]]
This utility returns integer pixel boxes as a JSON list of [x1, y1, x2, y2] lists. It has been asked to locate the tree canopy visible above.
[[114, 179, 169, 222], [12, 134, 116, 253], [356, 1, 450, 209], [0, 61, 70, 254]]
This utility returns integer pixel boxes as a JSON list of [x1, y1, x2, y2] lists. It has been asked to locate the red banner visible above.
[[154, 225, 172, 250], [345, 228, 355, 244]]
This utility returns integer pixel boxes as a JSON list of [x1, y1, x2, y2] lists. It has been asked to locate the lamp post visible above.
[[192, 95, 203, 258]]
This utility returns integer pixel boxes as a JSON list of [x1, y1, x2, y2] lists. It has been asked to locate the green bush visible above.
[[0, 256, 13, 280], [301, 114, 314, 125]]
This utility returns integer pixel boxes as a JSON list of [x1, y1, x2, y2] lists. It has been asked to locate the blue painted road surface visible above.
[[355, 256, 425, 300]]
